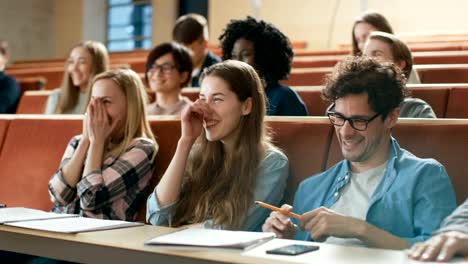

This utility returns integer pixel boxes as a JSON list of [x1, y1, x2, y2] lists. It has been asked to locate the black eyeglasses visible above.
[[327, 111, 381, 131], [147, 63, 176, 74]]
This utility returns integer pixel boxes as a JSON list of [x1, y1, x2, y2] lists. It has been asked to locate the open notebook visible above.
[[0, 207, 77, 224], [0, 207, 142, 233], [146, 228, 276, 250]]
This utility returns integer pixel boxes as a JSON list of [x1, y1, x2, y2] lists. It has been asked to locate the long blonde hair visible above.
[[173, 60, 271, 229], [55, 41, 109, 114], [90, 69, 158, 160]]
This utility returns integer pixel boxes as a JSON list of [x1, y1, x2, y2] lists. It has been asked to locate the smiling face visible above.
[[334, 93, 396, 171], [231, 38, 255, 67], [147, 53, 188, 94], [199, 75, 252, 145], [91, 79, 128, 138], [354, 22, 377, 53], [364, 38, 394, 64], [67, 47, 93, 92]]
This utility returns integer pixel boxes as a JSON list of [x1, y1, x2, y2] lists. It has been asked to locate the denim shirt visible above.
[[292, 138, 456, 247]]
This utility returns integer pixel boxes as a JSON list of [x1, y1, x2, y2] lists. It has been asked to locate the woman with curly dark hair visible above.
[[219, 16, 307, 116]]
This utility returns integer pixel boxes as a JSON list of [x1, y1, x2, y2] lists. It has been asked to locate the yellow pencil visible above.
[[255, 201, 302, 220]]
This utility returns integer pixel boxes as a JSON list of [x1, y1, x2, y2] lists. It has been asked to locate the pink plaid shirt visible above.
[[48, 135, 157, 221]]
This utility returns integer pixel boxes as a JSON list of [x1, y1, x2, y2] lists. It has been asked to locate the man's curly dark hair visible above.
[[219, 16, 293, 86], [322, 56, 408, 119]]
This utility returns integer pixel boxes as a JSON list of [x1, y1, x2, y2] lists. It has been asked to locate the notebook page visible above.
[[5, 216, 143, 233], [146, 228, 275, 249], [0, 207, 77, 224]]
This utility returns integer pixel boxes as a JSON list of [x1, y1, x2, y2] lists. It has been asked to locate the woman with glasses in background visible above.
[[146, 42, 194, 115]]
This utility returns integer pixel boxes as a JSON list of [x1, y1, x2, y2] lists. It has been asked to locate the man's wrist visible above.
[[354, 219, 370, 240]]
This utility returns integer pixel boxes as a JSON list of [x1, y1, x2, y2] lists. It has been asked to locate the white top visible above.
[[407, 68, 421, 84], [326, 161, 387, 246], [44, 88, 88, 114]]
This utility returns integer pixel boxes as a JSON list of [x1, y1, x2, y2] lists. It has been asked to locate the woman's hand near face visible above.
[[154, 99, 212, 209], [180, 99, 211, 144], [82, 111, 89, 142], [87, 98, 117, 145]]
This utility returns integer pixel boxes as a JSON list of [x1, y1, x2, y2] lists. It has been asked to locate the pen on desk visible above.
[[255, 201, 302, 220]]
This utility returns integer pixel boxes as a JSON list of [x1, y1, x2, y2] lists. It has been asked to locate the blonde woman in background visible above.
[[45, 41, 109, 114]]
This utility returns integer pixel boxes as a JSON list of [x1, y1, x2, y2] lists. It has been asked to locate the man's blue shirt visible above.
[[292, 138, 456, 247]]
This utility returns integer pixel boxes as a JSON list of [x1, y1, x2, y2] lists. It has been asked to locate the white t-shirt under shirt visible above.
[[325, 161, 387, 246]]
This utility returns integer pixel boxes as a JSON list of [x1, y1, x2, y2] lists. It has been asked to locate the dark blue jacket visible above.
[[266, 83, 308, 116], [0, 71, 20, 113], [191, 51, 220, 87]]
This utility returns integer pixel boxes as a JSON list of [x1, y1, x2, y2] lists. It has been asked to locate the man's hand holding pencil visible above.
[[259, 201, 299, 239]]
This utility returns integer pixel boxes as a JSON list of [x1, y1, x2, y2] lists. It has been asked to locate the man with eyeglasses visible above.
[[262, 56, 456, 250]]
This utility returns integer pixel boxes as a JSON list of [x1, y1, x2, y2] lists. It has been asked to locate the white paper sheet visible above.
[[146, 228, 275, 249], [6, 216, 143, 233], [0, 207, 77, 224]]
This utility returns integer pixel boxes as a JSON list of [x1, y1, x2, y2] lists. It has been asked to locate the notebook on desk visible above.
[[6, 217, 143, 233], [146, 228, 276, 250], [0, 207, 143, 233], [0, 207, 77, 224]]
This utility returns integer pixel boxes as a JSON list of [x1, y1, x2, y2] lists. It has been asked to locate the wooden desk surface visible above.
[[1, 224, 447, 264], [0, 224, 283, 264]]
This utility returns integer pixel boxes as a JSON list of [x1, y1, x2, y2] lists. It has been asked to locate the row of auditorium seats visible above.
[[11, 50, 468, 73], [16, 77, 46, 95], [8, 34, 468, 71], [7, 64, 468, 90], [6, 63, 129, 90], [15, 84, 468, 118], [282, 64, 468, 86], [0, 116, 466, 223], [292, 51, 468, 68]]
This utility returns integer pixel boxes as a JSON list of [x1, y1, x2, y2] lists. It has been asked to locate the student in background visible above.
[[219, 16, 308, 116], [45, 41, 109, 114], [352, 11, 393, 56], [173, 13, 220, 87], [49, 69, 158, 221], [351, 11, 421, 84], [262, 57, 456, 249], [409, 199, 468, 262], [0, 40, 20, 113], [146, 42, 193, 115], [363, 31, 436, 118], [147, 60, 289, 231]]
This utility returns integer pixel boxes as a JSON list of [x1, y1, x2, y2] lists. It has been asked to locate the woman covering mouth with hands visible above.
[[146, 60, 289, 231], [48, 69, 158, 221]]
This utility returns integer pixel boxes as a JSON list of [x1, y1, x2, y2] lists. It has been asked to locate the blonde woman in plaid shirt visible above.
[[48, 69, 158, 221]]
